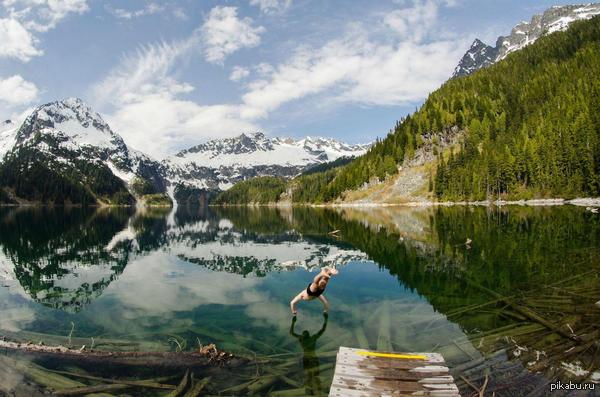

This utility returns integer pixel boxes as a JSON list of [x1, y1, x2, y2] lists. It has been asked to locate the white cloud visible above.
[[106, 2, 186, 20], [107, 97, 256, 160], [0, 75, 39, 105], [0, 18, 42, 61], [0, 0, 88, 62], [238, 0, 466, 119], [249, 0, 292, 15], [384, 0, 438, 43], [2, 0, 89, 32], [229, 65, 250, 82], [92, 39, 257, 158], [92, 0, 465, 157], [201, 6, 265, 64], [107, 3, 164, 19], [92, 40, 196, 107]]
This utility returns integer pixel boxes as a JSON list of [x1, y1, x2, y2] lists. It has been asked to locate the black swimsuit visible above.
[[306, 283, 324, 297]]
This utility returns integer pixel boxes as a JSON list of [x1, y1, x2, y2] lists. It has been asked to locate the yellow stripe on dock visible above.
[[356, 351, 427, 360]]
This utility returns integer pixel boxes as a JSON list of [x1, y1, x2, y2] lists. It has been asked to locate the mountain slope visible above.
[[162, 132, 368, 191], [217, 14, 600, 204], [453, 3, 600, 78], [0, 98, 166, 205]]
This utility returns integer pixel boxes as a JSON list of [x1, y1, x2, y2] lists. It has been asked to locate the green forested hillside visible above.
[[433, 17, 600, 199], [218, 16, 600, 204], [213, 176, 287, 204], [0, 147, 134, 205]]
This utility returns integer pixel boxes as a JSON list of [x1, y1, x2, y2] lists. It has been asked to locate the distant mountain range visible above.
[[0, 98, 368, 205], [164, 132, 368, 191], [452, 3, 600, 78]]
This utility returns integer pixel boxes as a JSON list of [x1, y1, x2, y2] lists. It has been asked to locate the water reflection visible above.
[[290, 313, 328, 395], [0, 208, 134, 311], [0, 204, 599, 395]]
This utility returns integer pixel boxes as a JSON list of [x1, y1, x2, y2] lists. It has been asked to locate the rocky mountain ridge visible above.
[[453, 3, 600, 77]]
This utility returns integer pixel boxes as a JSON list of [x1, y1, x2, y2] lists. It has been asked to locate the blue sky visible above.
[[0, 0, 586, 158]]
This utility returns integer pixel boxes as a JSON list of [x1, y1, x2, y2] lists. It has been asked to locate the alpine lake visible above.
[[0, 204, 599, 396]]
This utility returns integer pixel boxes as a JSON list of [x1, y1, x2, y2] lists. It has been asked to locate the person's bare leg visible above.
[[290, 291, 304, 314], [318, 295, 330, 313]]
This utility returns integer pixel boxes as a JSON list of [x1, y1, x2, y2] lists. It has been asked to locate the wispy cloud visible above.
[[249, 0, 292, 15], [201, 6, 265, 64], [230, 65, 250, 82], [106, 2, 186, 21], [239, 0, 466, 119], [92, 39, 257, 158], [2, 0, 88, 32], [106, 2, 164, 20], [92, 0, 465, 157]]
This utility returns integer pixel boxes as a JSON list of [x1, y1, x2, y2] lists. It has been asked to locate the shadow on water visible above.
[[0, 205, 599, 395]]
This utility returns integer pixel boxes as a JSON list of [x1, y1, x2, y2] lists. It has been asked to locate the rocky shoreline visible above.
[[315, 197, 600, 208]]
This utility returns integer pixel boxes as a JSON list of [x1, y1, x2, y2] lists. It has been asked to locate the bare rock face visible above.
[[452, 3, 600, 78]]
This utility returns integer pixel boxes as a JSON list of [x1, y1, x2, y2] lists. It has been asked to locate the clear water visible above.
[[0, 205, 599, 396]]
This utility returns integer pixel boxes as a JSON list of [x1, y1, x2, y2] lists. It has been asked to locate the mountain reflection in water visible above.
[[0, 205, 599, 395]]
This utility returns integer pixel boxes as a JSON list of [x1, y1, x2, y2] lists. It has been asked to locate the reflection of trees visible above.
[[0, 207, 133, 311]]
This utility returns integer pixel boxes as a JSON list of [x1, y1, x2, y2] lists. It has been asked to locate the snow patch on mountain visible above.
[[0, 120, 17, 161], [453, 3, 600, 78]]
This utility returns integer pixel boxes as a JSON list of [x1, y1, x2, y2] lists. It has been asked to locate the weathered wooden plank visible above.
[[333, 364, 451, 382], [332, 374, 458, 393], [335, 357, 450, 373], [329, 347, 458, 397], [335, 355, 444, 370], [329, 385, 460, 397]]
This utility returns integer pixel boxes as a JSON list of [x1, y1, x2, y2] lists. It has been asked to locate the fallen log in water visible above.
[[0, 338, 244, 369]]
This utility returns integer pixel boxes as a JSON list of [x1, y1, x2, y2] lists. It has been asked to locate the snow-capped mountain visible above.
[[162, 132, 369, 191], [453, 3, 600, 78], [0, 99, 369, 204], [0, 98, 165, 205]]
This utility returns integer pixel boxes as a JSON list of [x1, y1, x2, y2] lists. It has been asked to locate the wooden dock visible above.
[[329, 347, 459, 397]]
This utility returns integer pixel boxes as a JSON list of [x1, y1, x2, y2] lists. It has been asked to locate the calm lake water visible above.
[[0, 205, 599, 396]]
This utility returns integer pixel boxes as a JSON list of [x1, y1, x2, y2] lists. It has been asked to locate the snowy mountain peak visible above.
[[165, 132, 369, 191], [452, 3, 600, 78], [16, 98, 118, 148]]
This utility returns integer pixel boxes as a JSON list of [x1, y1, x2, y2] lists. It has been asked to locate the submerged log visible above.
[[184, 376, 211, 397], [0, 338, 244, 369], [53, 383, 131, 395], [47, 369, 175, 390]]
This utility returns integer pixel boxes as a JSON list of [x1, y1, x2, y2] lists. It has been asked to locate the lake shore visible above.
[[313, 197, 600, 208], [213, 197, 600, 208]]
